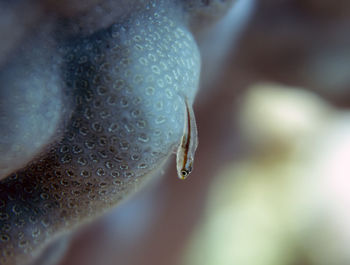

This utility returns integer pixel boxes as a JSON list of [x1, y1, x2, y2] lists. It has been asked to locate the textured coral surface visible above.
[[0, 0, 229, 263]]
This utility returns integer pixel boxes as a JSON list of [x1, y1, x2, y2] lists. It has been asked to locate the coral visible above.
[[0, 0, 238, 264], [0, 0, 203, 264], [0, 33, 66, 179]]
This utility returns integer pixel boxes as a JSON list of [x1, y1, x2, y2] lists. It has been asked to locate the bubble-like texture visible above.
[[0, 1, 200, 264]]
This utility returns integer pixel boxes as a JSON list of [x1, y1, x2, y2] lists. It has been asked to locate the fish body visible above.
[[176, 98, 198, 180]]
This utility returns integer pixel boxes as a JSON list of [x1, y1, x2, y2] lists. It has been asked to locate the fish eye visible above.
[[181, 170, 189, 177]]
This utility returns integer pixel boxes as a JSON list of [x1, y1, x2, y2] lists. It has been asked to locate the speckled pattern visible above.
[[0, 1, 201, 264]]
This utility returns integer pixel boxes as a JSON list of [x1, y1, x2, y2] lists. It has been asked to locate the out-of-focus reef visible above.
[[181, 83, 350, 265], [233, 0, 350, 106]]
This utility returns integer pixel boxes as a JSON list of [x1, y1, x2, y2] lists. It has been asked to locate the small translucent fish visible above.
[[176, 98, 198, 180]]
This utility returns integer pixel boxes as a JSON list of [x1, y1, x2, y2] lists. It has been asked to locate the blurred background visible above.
[[2, 0, 350, 264]]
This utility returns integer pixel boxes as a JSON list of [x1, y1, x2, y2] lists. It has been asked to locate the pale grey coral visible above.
[[0, 34, 67, 179], [0, 0, 234, 264]]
